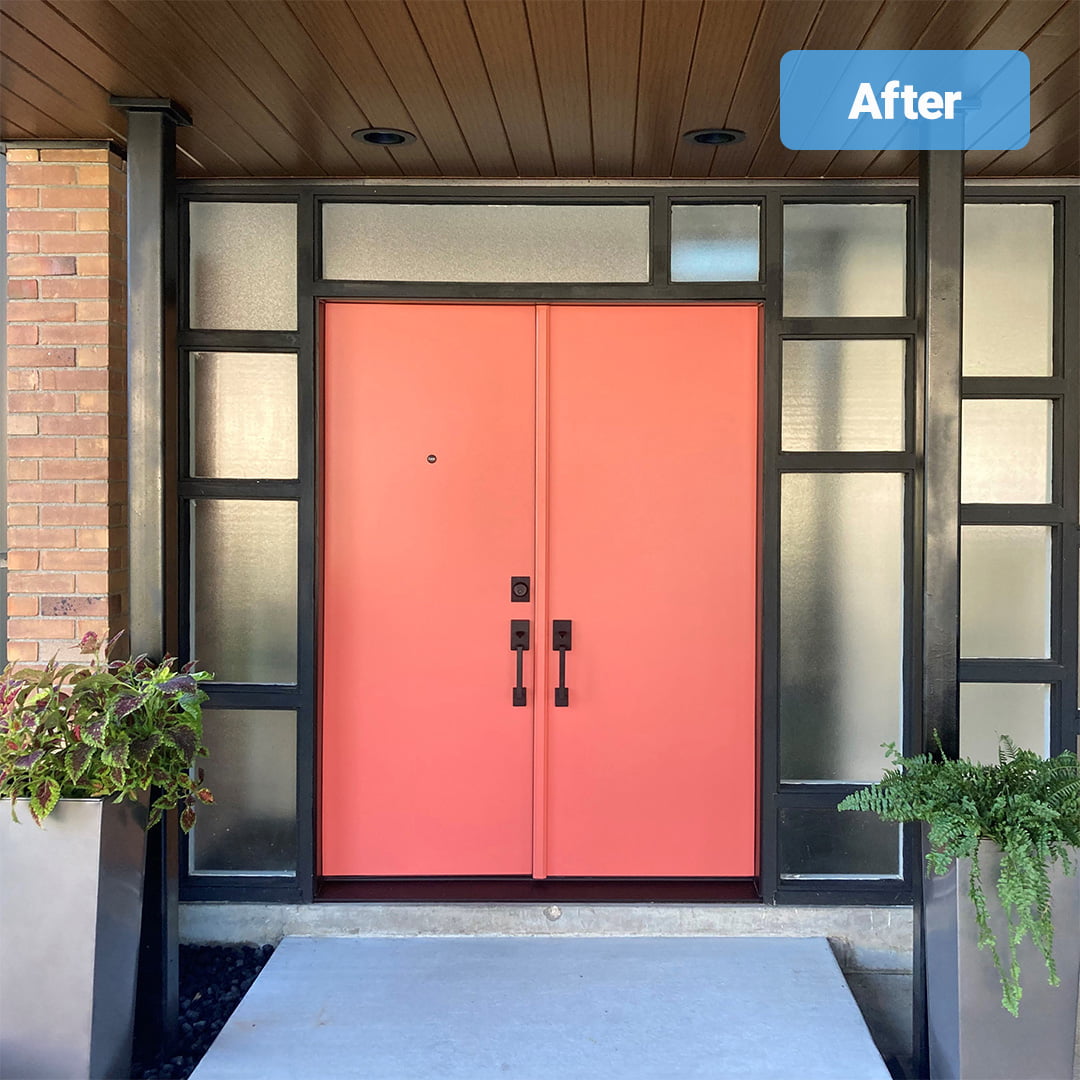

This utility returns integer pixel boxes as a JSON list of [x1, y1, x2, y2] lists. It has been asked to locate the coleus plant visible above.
[[0, 631, 213, 831]]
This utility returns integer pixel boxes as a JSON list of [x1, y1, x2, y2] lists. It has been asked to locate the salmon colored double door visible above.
[[321, 303, 758, 879]]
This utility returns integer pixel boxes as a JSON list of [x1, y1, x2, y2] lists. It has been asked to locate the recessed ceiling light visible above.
[[682, 128, 746, 146], [352, 127, 417, 146]]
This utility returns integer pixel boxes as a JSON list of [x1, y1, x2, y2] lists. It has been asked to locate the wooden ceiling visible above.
[[1, 0, 1077, 179]]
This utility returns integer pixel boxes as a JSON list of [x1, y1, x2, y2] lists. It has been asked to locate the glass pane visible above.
[[322, 203, 649, 282], [782, 340, 906, 451], [960, 526, 1051, 659], [189, 202, 297, 331], [191, 709, 297, 874], [963, 204, 1053, 376], [191, 352, 298, 479], [780, 473, 905, 782], [192, 500, 298, 683], [783, 203, 907, 317], [670, 203, 759, 281], [961, 399, 1052, 504], [780, 808, 900, 879], [959, 683, 1050, 765]]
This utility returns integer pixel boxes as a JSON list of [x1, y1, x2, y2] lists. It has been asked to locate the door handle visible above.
[[553, 620, 572, 707], [510, 620, 530, 706]]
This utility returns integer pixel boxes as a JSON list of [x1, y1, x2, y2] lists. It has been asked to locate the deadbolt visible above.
[[511, 576, 530, 602]]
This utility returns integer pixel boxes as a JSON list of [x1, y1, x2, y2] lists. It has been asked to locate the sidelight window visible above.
[[779, 472, 905, 785], [781, 339, 906, 452], [962, 203, 1053, 377], [190, 710, 298, 875], [188, 201, 297, 330], [958, 201, 1068, 765], [782, 203, 907, 318], [183, 199, 307, 883]]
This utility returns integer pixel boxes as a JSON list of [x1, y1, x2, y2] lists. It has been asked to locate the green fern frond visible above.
[[839, 736, 1079, 1015]]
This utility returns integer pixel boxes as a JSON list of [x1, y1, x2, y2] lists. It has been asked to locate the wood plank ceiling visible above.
[[1, 0, 1077, 179]]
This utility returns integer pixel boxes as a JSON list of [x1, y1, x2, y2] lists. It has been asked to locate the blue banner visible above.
[[780, 50, 1029, 152]]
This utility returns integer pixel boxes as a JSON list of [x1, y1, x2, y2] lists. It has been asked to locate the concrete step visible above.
[[179, 901, 913, 974], [190, 935, 891, 1080]]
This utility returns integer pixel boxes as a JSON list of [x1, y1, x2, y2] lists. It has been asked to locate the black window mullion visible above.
[[779, 317, 916, 337], [961, 376, 1065, 397], [777, 453, 917, 472], [758, 190, 784, 905], [180, 329, 301, 351], [961, 505, 1065, 525], [1061, 188, 1080, 754], [296, 190, 317, 901]]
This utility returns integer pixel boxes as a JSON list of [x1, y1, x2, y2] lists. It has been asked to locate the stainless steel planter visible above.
[[925, 840, 1080, 1080], [0, 797, 147, 1080]]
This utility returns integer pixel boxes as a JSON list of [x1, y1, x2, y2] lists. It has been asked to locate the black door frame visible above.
[[170, 178, 1080, 908]]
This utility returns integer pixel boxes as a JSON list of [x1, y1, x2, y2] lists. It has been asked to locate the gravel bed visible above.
[[133, 943, 274, 1080]]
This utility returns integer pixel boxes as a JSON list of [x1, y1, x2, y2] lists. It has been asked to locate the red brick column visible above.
[[5, 146, 128, 663]]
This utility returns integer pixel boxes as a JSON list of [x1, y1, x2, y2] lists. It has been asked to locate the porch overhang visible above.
[[1, 0, 1077, 181]]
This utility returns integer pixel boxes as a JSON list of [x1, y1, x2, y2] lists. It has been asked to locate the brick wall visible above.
[[5, 146, 128, 663]]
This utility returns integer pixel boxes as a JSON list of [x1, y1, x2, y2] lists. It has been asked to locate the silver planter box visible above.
[[925, 839, 1080, 1080], [0, 796, 147, 1080]]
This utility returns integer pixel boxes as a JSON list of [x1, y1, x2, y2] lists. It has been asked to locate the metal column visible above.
[[109, 96, 191, 1062], [913, 148, 965, 1079]]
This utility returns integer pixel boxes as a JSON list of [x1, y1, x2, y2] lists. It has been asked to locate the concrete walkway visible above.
[[190, 935, 890, 1080]]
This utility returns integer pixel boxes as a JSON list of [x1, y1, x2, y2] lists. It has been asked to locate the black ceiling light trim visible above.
[[352, 127, 417, 146], [682, 128, 747, 146]]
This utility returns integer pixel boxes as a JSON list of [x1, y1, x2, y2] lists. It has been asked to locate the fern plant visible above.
[[839, 735, 1080, 1016], [0, 631, 213, 832]]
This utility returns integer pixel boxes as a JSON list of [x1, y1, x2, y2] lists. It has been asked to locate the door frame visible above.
[[176, 178, 1058, 907]]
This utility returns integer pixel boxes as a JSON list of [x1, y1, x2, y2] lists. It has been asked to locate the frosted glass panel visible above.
[[192, 500, 298, 683], [782, 340, 905, 451], [670, 204, 759, 281], [323, 203, 649, 282], [960, 683, 1050, 765], [960, 526, 1051, 658], [191, 709, 297, 874], [191, 352, 298, 479], [189, 202, 297, 331], [780, 809, 900, 878], [783, 203, 907, 317], [963, 204, 1053, 376], [961, 399, 1051, 504], [780, 473, 905, 781]]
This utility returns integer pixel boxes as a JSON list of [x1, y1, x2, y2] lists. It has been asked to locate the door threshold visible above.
[[316, 878, 761, 903]]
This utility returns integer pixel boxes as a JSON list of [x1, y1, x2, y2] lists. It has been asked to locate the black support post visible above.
[[918, 150, 964, 761], [110, 96, 191, 1064], [913, 149, 964, 1079]]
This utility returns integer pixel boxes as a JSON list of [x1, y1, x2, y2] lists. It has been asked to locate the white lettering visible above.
[[881, 80, 901, 120], [848, 82, 882, 120], [849, 82, 964, 122], [900, 84, 920, 120], [918, 91, 944, 120]]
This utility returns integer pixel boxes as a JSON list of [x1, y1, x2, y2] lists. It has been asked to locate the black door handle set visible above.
[[509, 617, 573, 708]]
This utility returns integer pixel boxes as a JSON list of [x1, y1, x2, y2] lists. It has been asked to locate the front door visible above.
[[321, 303, 758, 878]]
